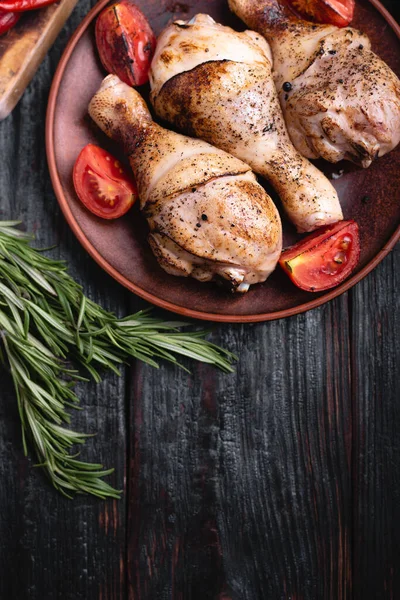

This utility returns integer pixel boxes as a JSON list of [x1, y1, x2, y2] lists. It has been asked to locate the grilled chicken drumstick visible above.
[[89, 75, 282, 292], [229, 0, 400, 167], [149, 14, 342, 233]]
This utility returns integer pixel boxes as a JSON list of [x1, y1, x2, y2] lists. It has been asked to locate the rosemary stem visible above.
[[0, 220, 235, 498]]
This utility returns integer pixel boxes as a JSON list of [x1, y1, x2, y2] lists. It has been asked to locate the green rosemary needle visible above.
[[0, 221, 235, 498]]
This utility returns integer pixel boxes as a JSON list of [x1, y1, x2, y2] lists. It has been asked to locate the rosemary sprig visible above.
[[0, 221, 235, 498]]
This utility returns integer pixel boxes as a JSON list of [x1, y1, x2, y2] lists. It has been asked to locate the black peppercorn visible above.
[[282, 82, 292, 92]]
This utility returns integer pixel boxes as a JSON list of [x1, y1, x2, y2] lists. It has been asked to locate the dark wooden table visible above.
[[0, 1, 399, 598]]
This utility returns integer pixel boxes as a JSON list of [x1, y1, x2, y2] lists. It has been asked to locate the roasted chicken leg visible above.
[[149, 14, 342, 233], [88, 75, 282, 292], [229, 0, 400, 167]]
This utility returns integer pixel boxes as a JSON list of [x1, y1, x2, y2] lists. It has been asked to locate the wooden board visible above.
[[0, 0, 78, 120]]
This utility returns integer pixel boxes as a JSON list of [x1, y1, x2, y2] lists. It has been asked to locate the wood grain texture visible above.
[[0, 2, 128, 599], [0, 0, 79, 120], [124, 255, 399, 600], [128, 298, 352, 599], [216, 305, 352, 600], [350, 7, 400, 596], [352, 244, 400, 600], [0, 0, 399, 598]]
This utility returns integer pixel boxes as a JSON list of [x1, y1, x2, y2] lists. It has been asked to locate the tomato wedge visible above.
[[279, 220, 360, 292], [0, 8, 20, 34], [73, 144, 138, 220], [95, 0, 156, 87], [287, 0, 355, 27]]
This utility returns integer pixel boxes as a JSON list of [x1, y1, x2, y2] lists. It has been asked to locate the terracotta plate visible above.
[[46, 0, 400, 322]]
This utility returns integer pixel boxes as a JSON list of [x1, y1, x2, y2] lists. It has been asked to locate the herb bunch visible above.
[[0, 221, 235, 498]]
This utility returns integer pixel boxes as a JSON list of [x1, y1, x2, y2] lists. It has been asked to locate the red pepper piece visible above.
[[0, 0, 56, 12], [0, 7, 20, 34]]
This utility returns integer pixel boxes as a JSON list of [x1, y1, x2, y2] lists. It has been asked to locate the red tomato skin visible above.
[[279, 220, 360, 292], [0, 0, 56, 11], [0, 8, 20, 34], [286, 0, 355, 27], [95, 0, 156, 87], [73, 144, 138, 220]]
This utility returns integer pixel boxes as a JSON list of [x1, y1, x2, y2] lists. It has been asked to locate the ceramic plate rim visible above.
[[45, 0, 400, 323]]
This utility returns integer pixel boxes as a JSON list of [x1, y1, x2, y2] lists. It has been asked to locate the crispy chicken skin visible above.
[[228, 0, 400, 167], [88, 75, 282, 292], [149, 14, 343, 233]]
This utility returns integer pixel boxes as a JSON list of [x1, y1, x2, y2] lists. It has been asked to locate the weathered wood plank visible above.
[[127, 357, 226, 599], [127, 296, 352, 599], [0, 1, 128, 598], [351, 6, 399, 586], [352, 244, 400, 600], [215, 300, 353, 599]]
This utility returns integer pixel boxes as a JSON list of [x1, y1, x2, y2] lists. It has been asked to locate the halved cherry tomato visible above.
[[95, 0, 156, 87], [0, 8, 20, 34], [73, 144, 138, 220], [286, 0, 355, 27], [279, 220, 360, 292]]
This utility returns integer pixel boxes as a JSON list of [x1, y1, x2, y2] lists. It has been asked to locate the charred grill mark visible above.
[[178, 40, 202, 53], [112, 6, 135, 81], [215, 274, 241, 293], [351, 142, 371, 159], [156, 58, 231, 99], [155, 60, 242, 140], [258, 0, 297, 29], [159, 50, 175, 65]]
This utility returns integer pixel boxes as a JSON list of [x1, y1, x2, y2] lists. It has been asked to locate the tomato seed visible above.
[[334, 252, 345, 264]]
